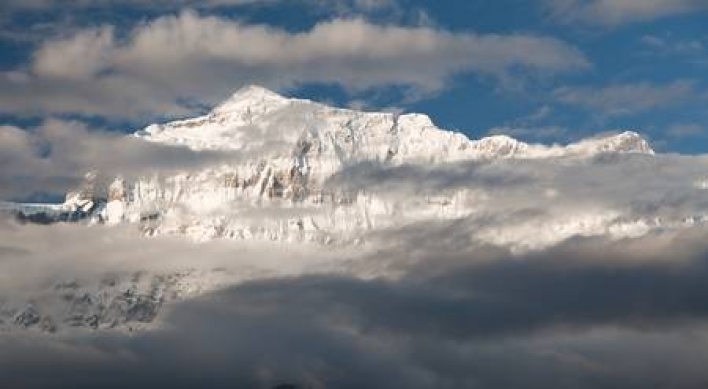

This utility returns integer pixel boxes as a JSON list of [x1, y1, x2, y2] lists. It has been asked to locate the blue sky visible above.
[[0, 0, 707, 152]]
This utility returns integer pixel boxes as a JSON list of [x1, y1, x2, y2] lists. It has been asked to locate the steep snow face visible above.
[[8, 86, 667, 249]]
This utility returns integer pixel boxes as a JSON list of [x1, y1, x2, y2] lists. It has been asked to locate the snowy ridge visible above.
[[137, 85, 653, 160]]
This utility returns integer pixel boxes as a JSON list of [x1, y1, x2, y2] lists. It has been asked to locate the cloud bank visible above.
[[3, 219, 708, 388]]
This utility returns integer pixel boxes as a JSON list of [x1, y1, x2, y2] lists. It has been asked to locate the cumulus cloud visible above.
[[553, 80, 700, 117], [32, 26, 116, 80], [0, 11, 589, 120], [546, 0, 708, 25]]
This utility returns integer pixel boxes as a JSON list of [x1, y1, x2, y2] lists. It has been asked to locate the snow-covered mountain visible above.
[[6, 85, 708, 333], [4, 85, 657, 243]]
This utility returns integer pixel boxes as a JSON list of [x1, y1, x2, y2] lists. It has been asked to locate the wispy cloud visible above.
[[553, 80, 701, 117], [667, 123, 706, 138], [546, 0, 708, 26], [641, 34, 705, 54]]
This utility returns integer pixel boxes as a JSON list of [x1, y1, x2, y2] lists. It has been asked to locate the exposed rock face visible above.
[[13, 304, 41, 329], [0, 270, 233, 333]]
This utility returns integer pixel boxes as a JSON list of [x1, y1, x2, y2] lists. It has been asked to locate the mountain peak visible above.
[[232, 84, 284, 99], [212, 85, 289, 115]]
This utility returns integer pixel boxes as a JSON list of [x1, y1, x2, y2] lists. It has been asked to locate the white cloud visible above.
[[553, 80, 699, 116], [546, 0, 708, 25], [640, 34, 705, 57], [0, 11, 589, 120], [33, 26, 115, 80]]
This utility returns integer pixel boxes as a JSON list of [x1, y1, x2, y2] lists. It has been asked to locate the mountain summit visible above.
[[211, 84, 290, 116]]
